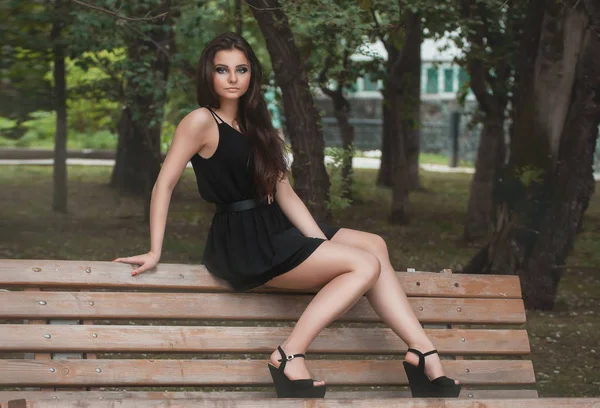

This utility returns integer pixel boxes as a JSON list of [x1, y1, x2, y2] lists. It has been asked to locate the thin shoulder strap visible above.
[[204, 106, 224, 124]]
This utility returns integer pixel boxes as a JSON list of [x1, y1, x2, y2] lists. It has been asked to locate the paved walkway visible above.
[[1, 156, 598, 180]]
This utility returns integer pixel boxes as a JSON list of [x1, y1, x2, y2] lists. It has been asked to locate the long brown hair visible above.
[[196, 32, 289, 199]]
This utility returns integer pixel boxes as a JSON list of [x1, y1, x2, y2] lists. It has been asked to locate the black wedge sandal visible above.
[[402, 348, 462, 398], [267, 345, 327, 398]]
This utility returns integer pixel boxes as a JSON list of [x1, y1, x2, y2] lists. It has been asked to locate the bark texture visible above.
[[376, 13, 422, 193], [248, 0, 332, 221], [388, 11, 422, 224], [460, 0, 511, 241], [464, 0, 600, 310], [464, 115, 505, 240]]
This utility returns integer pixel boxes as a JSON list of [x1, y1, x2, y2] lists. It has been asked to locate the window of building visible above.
[[444, 68, 454, 92], [363, 75, 379, 91], [426, 67, 439, 94], [458, 68, 470, 89]]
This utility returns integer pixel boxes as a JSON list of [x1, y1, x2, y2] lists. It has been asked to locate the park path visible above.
[[1, 156, 599, 180]]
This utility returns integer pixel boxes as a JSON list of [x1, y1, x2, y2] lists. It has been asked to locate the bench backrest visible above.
[[0, 259, 537, 402]]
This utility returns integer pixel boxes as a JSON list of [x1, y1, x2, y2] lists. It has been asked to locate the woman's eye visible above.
[[238, 67, 248, 73], [216, 67, 226, 74]]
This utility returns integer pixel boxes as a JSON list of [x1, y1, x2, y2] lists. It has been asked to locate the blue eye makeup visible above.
[[215, 66, 249, 74]]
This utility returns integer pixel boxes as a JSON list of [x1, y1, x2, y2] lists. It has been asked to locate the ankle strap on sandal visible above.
[[407, 348, 439, 371], [276, 346, 306, 371]]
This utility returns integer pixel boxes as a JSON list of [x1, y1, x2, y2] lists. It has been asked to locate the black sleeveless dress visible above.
[[189, 106, 340, 292]]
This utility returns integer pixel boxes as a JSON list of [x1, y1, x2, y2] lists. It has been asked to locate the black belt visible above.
[[215, 196, 274, 214]]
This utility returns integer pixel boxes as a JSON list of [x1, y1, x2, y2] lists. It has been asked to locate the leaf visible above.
[[517, 165, 545, 188]]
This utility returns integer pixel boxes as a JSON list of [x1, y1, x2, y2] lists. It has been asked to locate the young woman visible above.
[[114, 32, 461, 399]]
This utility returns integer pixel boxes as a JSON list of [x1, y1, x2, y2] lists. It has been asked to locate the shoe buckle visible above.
[[286, 354, 293, 361]]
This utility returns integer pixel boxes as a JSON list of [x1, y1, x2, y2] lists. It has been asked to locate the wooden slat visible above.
[[22, 288, 54, 393], [0, 359, 536, 386], [0, 325, 531, 355], [0, 292, 526, 324], [8, 399, 600, 408], [0, 390, 540, 404], [0, 259, 523, 298]]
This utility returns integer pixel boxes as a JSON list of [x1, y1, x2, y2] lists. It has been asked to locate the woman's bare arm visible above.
[[274, 174, 328, 240], [115, 108, 213, 274]]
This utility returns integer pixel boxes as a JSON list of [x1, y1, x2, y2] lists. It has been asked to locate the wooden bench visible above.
[[0, 259, 598, 407]]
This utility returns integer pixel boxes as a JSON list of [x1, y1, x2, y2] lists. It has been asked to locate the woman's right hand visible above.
[[113, 251, 160, 276]]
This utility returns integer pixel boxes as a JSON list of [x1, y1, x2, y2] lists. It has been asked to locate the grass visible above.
[[0, 164, 598, 397]]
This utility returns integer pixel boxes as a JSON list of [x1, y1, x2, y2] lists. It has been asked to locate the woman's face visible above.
[[212, 48, 251, 102]]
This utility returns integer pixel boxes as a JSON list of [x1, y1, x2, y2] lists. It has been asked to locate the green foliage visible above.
[[445, 0, 527, 113], [71, 130, 118, 150], [325, 144, 356, 211], [0, 117, 18, 133], [281, 0, 378, 91], [0, 109, 120, 150], [161, 120, 177, 153], [19, 111, 57, 144], [516, 165, 545, 188], [2, 0, 125, 134]]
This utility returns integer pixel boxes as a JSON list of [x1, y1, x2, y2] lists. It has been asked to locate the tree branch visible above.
[[69, 0, 169, 21], [122, 22, 172, 59], [459, 0, 496, 114], [370, 7, 390, 51], [243, 0, 281, 11], [318, 54, 337, 98]]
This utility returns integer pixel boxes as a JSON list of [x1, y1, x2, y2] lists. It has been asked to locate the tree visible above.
[[371, 0, 422, 224], [109, 1, 175, 221], [247, 0, 333, 221], [388, 9, 421, 224], [318, 49, 356, 203], [3, 1, 71, 212], [1, 1, 54, 129], [454, 0, 525, 241], [463, 0, 600, 310], [284, 0, 374, 205]]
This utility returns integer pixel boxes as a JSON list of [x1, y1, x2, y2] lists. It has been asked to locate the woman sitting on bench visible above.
[[114, 32, 461, 399]]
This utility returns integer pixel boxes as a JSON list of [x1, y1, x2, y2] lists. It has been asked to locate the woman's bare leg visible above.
[[330, 228, 459, 384], [263, 240, 381, 386]]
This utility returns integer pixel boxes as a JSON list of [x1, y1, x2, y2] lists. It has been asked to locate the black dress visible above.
[[189, 106, 340, 292]]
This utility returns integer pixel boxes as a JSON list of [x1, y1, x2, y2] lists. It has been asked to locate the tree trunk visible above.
[[464, 114, 505, 240], [377, 69, 397, 187], [463, 0, 600, 310], [388, 89, 410, 224], [377, 9, 422, 195], [404, 31, 422, 191], [248, 0, 331, 221], [111, 106, 162, 212], [332, 100, 355, 201], [110, 1, 173, 222], [389, 11, 422, 224], [51, 0, 67, 214]]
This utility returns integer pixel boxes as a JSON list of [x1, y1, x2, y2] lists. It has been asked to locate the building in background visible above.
[[311, 35, 480, 160], [348, 37, 475, 106]]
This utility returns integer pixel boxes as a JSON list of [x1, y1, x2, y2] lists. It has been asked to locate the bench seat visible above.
[[1, 259, 598, 407]]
